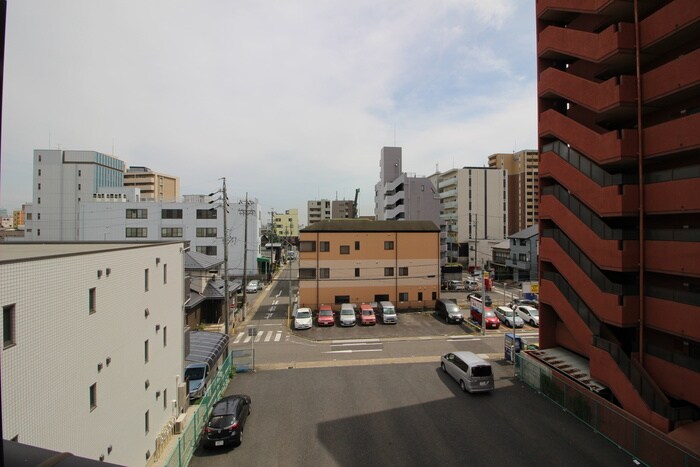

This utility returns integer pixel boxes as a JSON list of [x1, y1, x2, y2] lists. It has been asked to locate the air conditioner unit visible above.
[[174, 413, 187, 434]]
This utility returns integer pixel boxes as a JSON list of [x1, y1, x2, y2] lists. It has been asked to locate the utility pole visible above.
[[239, 193, 255, 320], [222, 178, 230, 339]]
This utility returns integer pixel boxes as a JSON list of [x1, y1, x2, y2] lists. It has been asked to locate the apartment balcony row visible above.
[[385, 204, 406, 220], [383, 191, 405, 209], [439, 189, 458, 199], [441, 213, 458, 222], [438, 177, 458, 190], [441, 200, 457, 210], [536, 0, 633, 22], [382, 176, 406, 194], [538, 22, 635, 66]]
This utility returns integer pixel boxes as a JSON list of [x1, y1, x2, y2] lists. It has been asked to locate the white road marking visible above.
[[255, 332, 263, 343], [233, 332, 244, 344], [265, 312, 274, 319], [243, 335, 252, 344], [272, 299, 279, 306], [264, 331, 273, 342], [331, 342, 383, 347], [275, 332, 282, 342], [325, 349, 384, 354], [275, 291, 282, 297], [331, 339, 380, 344]]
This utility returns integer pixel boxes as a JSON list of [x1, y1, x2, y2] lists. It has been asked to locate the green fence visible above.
[[518, 353, 700, 467], [162, 353, 235, 467]]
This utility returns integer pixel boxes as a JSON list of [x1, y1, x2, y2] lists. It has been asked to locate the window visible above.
[[90, 383, 97, 411], [163, 264, 167, 284], [145, 269, 149, 291], [37, 183, 41, 190], [299, 268, 317, 279], [196, 209, 217, 219], [145, 411, 150, 434], [37, 229, 41, 237], [299, 241, 316, 252], [144, 340, 149, 363], [432, 292, 437, 300], [3, 304, 16, 348], [163, 389, 168, 409], [320, 241, 330, 252], [89, 288, 96, 314], [126, 209, 148, 219], [78, 169, 81, 176], [78, 183, 81, 191], [355, 268, 360, 277], [38, 154, 41, 162], [399, 267, 408, 276], [334, 295, 350, 304], [37, 197, 40, 204], [399, 292, 409, 301], [384, 267, 394, 277], [161, 227, 182, 237], [195, 245, 217, 255], [384, 241, 394, 250], [126, 227, 148, 238], [355, 241, 360, 250], [418, 292, 423, 301], [340, 245, 350, 255], [163, 326, 167, 347], [37, 213, 40, 220], [161, 209, 183, 219], [196, 227, 217, 237], [38, 169, 41, 176], [319, 268, 330, 279], [519, 254, 527, 261]]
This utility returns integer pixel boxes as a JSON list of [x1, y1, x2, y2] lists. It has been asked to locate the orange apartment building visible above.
[[298, 220, 440, 310], [537, 0, 700, 437]]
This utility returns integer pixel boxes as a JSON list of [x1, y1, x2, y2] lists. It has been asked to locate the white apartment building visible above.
[[1, 242, 185, 465], [307, 199, 331, 225], [374, 147, 440, 226], [430, 167, 508, 269], [25, 149, 126, 241], [79, 193, 261, 279]]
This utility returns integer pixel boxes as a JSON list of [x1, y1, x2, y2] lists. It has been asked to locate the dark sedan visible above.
[[202, 394, 251, 448]]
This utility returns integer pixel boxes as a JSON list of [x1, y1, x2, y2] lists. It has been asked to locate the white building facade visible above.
[[307, 199, 331, 225], [430, 167, 508, 269], [1, 242, 185, 465], [25, 149, 125, 241], [374, 147, 440, 226], [79, 194, 261, 278]]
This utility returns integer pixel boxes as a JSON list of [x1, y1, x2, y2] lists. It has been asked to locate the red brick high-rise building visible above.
[[537, 0, 700, 434]]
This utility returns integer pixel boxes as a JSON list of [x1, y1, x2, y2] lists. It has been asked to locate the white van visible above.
[[440, 351, 494, 393], [378, 301, 397, 324]]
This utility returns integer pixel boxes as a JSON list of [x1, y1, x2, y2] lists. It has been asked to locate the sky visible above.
[[0, 0, 537, 222]]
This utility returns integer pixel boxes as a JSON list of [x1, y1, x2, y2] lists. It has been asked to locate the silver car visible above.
[[494, 306, 524, 328], [441, 351, 494, 393], [339, 304, 357, 327], [515, 305, 539, 327]]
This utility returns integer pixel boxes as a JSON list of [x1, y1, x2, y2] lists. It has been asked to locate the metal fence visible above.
[[162, 352, 235, 467], [518, 353, 700, 467]]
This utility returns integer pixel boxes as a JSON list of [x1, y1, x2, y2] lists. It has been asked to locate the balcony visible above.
[[642, 48, 700, 105], [645, 296, 700, 344], [645, 240, 700, 277], [539, 109, 638, 165], [539, 68, 636, 115], [643, 112, 700, 159], [537, 0, 633, 21], [385, 204, 406, 220], [438, 177, 458, 189], [538, 22, 636, 65], [645, 176, 700, 214], [441, 213, 457, 222], [441, 200, 457, 210], [640, 0, 700, 52], [440, 189, 457, 199]]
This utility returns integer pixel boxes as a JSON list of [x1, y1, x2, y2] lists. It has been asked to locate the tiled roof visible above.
[[185, 250, 224, 270], [510, 224, 539, 240]]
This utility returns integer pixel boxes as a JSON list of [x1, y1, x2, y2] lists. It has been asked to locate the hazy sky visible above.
[[1, 0, 537, 221]]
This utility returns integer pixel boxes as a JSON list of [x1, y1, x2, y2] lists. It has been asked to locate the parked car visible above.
[[339, 304, 357, 327], [359, 304, 377, 325], [440, 352, 494, 393], [293, 307, 313, 330], [435, 298, 464, 324], [464, 279, 479, 291], [202, 395, 251, 448], [245, 280, 260, 293], [317, 305, 334, 326], [509, 298, 539, 310], [470, 308, 500, 329], [447, 280, 465, 291], [494, 306, 524, 328], [467, 292, 492, 307], [377, 301, 397, 324], [515, 305, 539, 327]]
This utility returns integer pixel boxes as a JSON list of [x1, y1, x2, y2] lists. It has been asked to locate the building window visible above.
[[334, 295, 350, 304], [38, 154, 41, 162], [320, 241, 330, 252], [3, 304, 16, 348], [90, 383, 97, 411], [145, 411, 150, 434], [299, 268, 316, 279], [37, 197, 40, 204], [399, 292, 409, 301], [163, 264, 167, 284], [89, 288, 96, 314], [126, 209, 148, 219], [519, 254, 527, 262], [161, 209, 183, 219], [196, 209, 217, 219], [384, 241, 394, 250], [163, 326, 167, 347], [195, 246, 217, 255], [78, 183, 81, 191], [355, 241, 360, 250], [37, 183, 41, 190], [78, 169, 81, 176], [163, 389, 168, 410], [355, 268, 360, 277], [299, 241, 316, 252], [196, 227, 217, 237], [161, 227, 182, 238], [340, 245, 350, 255], [37, 229, 41, 237], [319, 268, 330, 279], [145, 268, 149, 292], [37, 213, 40, 220], [399, 267, 408, 276], [126, 227, 148, 238], [144, 340, 149, 363], [418, 292, 423, 301], [384, 267, 394, 277], [432, 292, 437, 300]]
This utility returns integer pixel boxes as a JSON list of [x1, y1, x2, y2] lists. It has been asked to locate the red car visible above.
[[470, 307, 500, 329], [359, 304, 377, 325], [317, 305, 335, 327]]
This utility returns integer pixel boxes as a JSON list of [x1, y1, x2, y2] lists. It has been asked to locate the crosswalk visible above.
[[232, 329, 284, 345]]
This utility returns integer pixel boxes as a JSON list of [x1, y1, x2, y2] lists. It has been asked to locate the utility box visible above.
[[504, 333, 523, 362]]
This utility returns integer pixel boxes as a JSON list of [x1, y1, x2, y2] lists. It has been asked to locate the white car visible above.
[[515, 305, 539, 327], [245, 280, 260, 293], [494, 306, 524, 328], [339, 304, 357, 327], [293, 307, 313, 330]]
